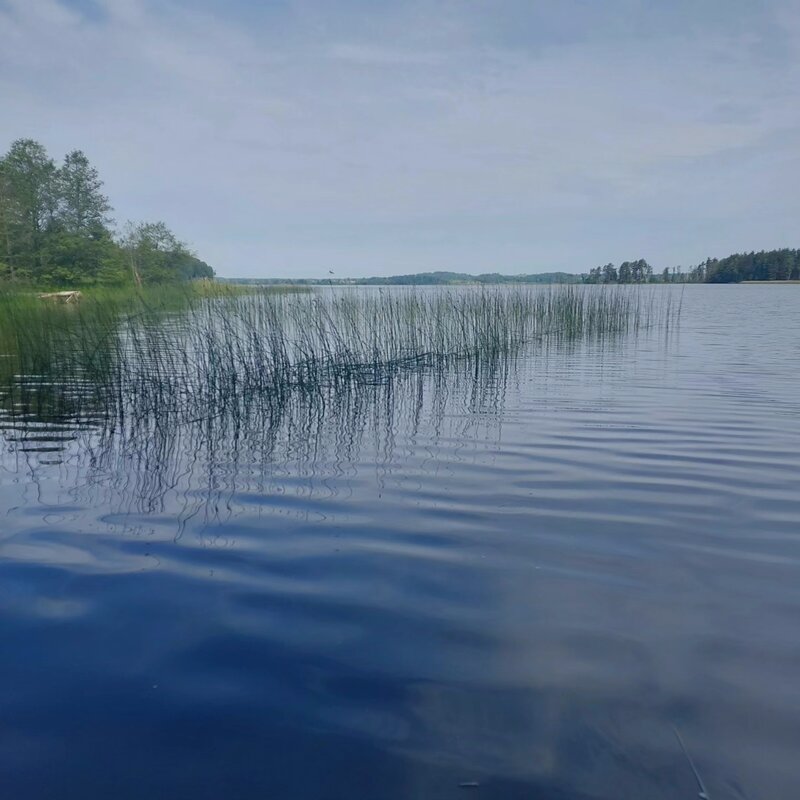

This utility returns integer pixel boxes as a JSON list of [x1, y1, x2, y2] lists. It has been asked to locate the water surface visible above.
[[1, 285, 799, 799]]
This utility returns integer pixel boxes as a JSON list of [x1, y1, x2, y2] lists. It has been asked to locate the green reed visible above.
[[0, 284, 679, 428]]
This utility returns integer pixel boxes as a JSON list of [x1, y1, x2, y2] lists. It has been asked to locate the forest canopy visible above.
[[703, 250, 800, 283], [584, 251, 800, 284], [0, 139, 213, 287]]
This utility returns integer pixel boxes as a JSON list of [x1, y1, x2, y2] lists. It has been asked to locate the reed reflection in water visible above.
[[1, 286, 668, 533]]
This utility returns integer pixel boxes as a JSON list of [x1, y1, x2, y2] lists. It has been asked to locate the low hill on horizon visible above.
[[222, 248, 800, 286], [223, 270, 582, 286]]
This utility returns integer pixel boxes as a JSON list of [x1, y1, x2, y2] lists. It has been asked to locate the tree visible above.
[[585, 266, 603, 284], [0, 166, 14, 280], [55, 150, 111, 235], [629, 259, 652, 283], [0, 139, 58, 279], [1, 138, 214, 286], [705, 249, 800, 283], [119, 221, 212, 285], [618, 262, 632, 283], [32, 150, 118, 286], [42, 229, 125, 286], [602, 263, 618, 283], [662, 267, 670, 283]]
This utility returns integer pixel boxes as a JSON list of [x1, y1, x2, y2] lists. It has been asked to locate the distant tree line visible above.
[[222, 271, 583, 286], [584, 259, 654, 284], [584, 250, 800, 284], [703, 250, 800, 283], [356, 271, 581, 285], [0, 139, 213, 286]]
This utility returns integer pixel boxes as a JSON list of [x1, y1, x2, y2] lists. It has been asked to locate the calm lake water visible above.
[[1, 285, 798, 799]]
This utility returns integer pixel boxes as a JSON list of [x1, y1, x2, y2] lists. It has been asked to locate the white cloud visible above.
[[1, 0, 798, 276]]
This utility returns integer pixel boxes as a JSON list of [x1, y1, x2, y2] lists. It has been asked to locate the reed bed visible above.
[[0, 285, 680, 429]]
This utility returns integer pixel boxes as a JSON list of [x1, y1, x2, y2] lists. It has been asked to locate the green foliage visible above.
[[585, 251, 800, 285], [0, 138, 214, 287], [0, 139, 58, 279], [118, 221, 214, 285], [40, 229, 128, 286], [55, 149, 112, 235], [704, 249, 800, 283], [585, 259, 653, 284]]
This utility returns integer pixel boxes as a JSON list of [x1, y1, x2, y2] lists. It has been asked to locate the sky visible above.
[[1, 0, 799, 278]]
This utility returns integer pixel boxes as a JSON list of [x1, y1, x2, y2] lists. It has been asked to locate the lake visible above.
[[1, 284, 798, 799]]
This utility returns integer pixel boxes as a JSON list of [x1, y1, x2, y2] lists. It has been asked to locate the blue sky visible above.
[[1, 0, 798, 277]]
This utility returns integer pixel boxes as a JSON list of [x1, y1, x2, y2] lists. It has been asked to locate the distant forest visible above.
[[228, 251, 800, 287], [585, 251, 800, 284], [0, 139, 213, 286], [703, 250, 800, 283]]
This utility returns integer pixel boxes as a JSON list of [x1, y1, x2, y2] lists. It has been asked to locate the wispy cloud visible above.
[[327, 43, 443, 66], [1, 0, 798, 276]]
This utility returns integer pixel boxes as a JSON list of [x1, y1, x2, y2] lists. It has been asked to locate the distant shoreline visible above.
[[220, 271, 582, 287]]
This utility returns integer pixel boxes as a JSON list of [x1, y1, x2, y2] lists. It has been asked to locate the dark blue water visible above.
[[2, 286, 799, 798]]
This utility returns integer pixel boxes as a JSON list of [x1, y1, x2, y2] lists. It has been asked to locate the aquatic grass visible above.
[[0, 284, 681, 432]]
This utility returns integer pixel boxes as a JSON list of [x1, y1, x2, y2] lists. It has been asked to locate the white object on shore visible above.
[[38, 291, 82, 304]]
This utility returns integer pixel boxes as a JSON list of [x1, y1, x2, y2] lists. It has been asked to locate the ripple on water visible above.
[[1, 286, 800, 798]]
